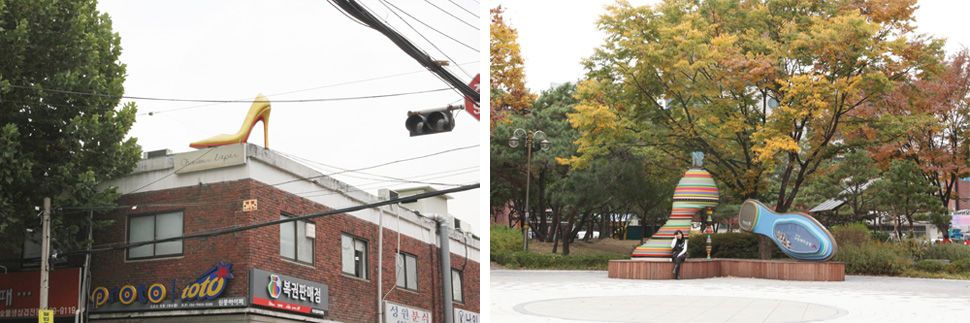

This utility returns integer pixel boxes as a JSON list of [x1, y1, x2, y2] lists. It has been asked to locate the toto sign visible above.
[[90, 262, 246, 313], [250, 268, 328, 317]]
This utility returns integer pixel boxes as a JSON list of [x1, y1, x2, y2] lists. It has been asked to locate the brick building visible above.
[[84, 143, 480, 322]]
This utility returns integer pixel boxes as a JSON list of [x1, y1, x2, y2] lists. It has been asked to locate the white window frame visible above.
[[451, 269, 463, 303], [341, 234, 368, 279], [127, 211, 183, 260], [396, 252, 418, 291], [280, 214, 314, 265]]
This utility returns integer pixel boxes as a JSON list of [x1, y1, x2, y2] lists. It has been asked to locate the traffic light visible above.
[[405, 108, 455, 136]]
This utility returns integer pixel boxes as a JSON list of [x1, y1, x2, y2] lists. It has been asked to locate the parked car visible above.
[[576, 230, 600, 239], [949, 228, 965, 242]]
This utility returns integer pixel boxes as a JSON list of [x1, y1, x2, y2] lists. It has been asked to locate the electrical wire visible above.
[[327, 0, 478, 102], [421, 0, 478, 29], [55, 183, 479, 257], [0, 83, 450, 105], [380, 0, 478, 52], [138, 61, 479, 116], [98, 144, 479, 209], [444, 0, 478, 19], [275, 149, 476, 186], [377, 0, 474, 78]]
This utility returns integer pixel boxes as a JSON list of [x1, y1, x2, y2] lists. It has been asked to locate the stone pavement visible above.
[[490, 270, 970, 322]]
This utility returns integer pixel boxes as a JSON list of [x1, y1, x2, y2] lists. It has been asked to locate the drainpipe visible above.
[[433, 215, 453, 323], [377, 204, 385, 323]]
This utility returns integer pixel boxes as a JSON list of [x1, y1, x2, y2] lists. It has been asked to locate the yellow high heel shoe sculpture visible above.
[[190, 94, 271, 148]]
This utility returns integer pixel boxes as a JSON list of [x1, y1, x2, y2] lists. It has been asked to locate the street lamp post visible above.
[[509, 128, 551, 251]]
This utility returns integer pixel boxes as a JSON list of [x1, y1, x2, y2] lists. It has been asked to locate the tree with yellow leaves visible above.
[[564, 0, 944, 258], [490, 5, 536, 132]]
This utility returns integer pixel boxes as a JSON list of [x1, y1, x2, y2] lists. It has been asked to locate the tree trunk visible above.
[[537, 170, 548, 242], [551, 208, 562, 254], [562, 218, 574, 256], [758, 235, 773, 260]]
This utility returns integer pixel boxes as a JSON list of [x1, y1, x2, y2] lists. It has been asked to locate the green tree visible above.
[[0, 0, 141, 252], [491, 83, 578, 242], [807, 151, 882, 226], [564, 0, 943, 258], [873, 160, 945, 240]]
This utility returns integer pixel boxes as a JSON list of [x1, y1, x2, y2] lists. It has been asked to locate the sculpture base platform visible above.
[[609, 258, 844, 281]]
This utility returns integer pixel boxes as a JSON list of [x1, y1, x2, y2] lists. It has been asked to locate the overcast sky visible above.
[[496, 0, 970, 93], [95, 0, 482, 234]]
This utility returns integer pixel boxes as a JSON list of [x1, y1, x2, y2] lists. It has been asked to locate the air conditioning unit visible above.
[[143, 149, 172, 159], [378, 189, 399, 201]]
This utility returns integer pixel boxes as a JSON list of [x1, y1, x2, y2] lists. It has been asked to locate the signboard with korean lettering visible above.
[[250, 268, 328, 317], [384, 301, 431, 323], [0, 268, 80, 319], [89, 262, 246, 313], [455, 308, 479, 323]]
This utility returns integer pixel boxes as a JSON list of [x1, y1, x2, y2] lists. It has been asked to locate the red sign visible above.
[[0, 268, 80, 319], [465, 74, 480, 120], [253, 297, 311, 314]]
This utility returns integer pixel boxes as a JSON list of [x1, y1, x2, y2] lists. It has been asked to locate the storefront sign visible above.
[[250, 268, 327, 317], [0, 268, 80, 319], [455, 308, 479, 323], [384, 301, 431, 323], [175, 144, 246, 174], [90, 262, 245, 313]]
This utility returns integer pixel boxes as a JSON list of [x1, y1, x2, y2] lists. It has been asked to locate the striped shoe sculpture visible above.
[[632, 152, 718, 259]]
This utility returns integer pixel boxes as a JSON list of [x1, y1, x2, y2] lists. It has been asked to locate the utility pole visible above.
[[40, 197, 51, 310]]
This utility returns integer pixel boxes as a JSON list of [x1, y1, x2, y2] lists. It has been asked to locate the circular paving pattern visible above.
[[513, 295, 847, 322]]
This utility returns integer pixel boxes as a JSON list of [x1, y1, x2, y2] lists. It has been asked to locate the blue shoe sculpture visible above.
[[738, 199, 838, 261]]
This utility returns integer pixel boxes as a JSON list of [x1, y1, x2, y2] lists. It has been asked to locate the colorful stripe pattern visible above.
[[632, 167, 719, 258]]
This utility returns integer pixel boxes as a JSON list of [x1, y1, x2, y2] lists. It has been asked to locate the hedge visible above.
[[687, 232, 785, 259], [914, 259, 947, 273], [491, 251, 624, 270], [834, 243, 910, 275], [922, 243, 970, 262]]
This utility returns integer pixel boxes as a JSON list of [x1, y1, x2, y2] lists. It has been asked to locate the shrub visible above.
[[834, 242, 910, 275], [914, 259, 947, 273], [491, 251, 622, 270], [947, 258, 970, 274], [831, 222, 871, 246], [923, 243, 970, 262], [870, 231, 891, 242], [490, 224, 523, 256], [687, 232, 785, 259]]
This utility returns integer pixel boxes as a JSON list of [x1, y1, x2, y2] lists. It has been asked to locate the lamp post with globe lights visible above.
[[508, 128, 551, 251]]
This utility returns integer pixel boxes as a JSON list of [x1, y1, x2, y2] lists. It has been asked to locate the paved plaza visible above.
[[491, 269, 970, 322]]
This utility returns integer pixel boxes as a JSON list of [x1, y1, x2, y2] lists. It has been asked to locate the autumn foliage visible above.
[[490, 5, 536, 132]]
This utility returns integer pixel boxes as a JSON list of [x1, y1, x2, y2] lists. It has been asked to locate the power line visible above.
[[56, 183, 479, 257], [138, 61, 479, 116], [444, 0, 478, 19], [0, 83, 450, 105], [422, 0, 478, 29], [380, 0, 478, 52], [328, 0, 478, 102], [106, 144, 479, 208], [376, 0, 474, 78]]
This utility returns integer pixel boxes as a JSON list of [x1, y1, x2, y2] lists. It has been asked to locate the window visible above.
[[451, 269, 463, 303], [128, 211, 183, 260], [280, 215, 313, 264], [396, 252, 418, 291], [341, 234, 367, 279]]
